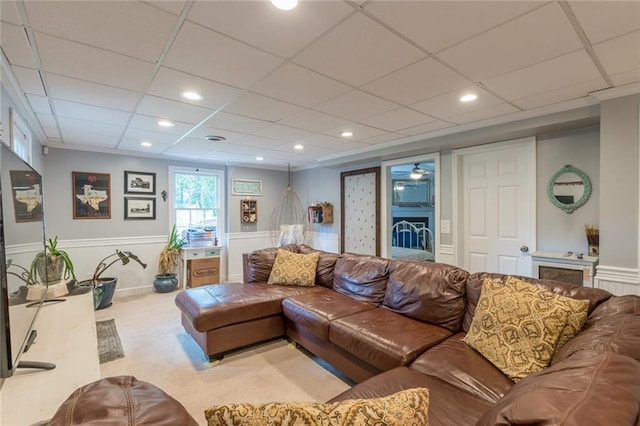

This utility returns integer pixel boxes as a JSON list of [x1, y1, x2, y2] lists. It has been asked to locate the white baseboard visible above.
[[595, 265, 640, 295]]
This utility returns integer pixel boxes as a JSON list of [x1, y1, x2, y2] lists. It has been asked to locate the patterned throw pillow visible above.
[[205, 388, 429, 426], [463, 279, 570, 382], [505, 276, 589, 350], [267, 249, 320, 287]]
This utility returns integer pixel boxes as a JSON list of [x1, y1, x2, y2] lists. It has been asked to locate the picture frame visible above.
[[231, 179, 262, 196], [72, 172, 111, 219], [124, 197, 156, 220], [9, 170, 43, 222], [124, 171, 156, 195]]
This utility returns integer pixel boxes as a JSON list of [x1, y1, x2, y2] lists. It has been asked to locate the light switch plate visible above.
[[440, 220, 451, 234]]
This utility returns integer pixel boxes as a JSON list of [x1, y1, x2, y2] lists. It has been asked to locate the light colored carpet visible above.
[[95, 290, 352, 425], [95, 319, 125, 364]]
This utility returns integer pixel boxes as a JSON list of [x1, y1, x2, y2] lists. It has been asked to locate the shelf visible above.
[[308, 203, 333, 224]]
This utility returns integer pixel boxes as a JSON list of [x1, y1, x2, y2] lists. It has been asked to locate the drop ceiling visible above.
[[1, 0, 639, 170]]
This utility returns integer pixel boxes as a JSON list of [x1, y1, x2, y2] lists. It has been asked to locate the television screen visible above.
[[0, 142, 48, 378]]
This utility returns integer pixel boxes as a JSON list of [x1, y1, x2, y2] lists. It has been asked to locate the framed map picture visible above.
[[10, 170, 43, 222], [72, 172, 111, 219]]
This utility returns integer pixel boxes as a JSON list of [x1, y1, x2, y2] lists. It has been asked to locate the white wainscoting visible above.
[[438, 244, 455, 266], [226, 232, 272, 282], [305, 231, 340, 254], [595, 265, 640, 295]]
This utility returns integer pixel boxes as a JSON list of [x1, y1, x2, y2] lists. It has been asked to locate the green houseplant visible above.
[[154, 225, 186, 293], [84, 250, 147, 309], [30, 236, 76, 284]]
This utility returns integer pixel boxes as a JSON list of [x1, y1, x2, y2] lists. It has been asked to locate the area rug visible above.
[[96, 319, 125, 364]]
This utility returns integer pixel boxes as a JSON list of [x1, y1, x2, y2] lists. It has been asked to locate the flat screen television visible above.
[[0, 142, 53, 378]]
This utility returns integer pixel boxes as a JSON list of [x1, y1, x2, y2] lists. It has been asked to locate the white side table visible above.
[[531, 251, 598, 287]]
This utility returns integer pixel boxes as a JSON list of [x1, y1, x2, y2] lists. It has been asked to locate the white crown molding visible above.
[[595, 265, 639, 285]]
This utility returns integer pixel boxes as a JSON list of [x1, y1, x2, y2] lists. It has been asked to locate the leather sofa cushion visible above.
[[410, 333, 513, 403], [477, 350, 640, 426], [175, 282, 327, 332], [298, 245, 338, 288], [329, 367, 492, 426], [462, 272, 612, 332], [245, 245, 299, 283], [49, 376, 198, 426], [384, 260, 468, 332], [329, 307, 451, 372], [283, 291, 376, 340], [333, 253, 390, 304]]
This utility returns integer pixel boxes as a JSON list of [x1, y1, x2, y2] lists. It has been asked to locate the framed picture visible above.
[[124, 171, 156, 195], [9, 170, 43, 222], [124, 197, 156, 220], [72, 172, 111, 219], [231, 179, 262, 196]]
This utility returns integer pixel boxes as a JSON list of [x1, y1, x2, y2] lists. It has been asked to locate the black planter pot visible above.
[[153, 274, 178, 293]]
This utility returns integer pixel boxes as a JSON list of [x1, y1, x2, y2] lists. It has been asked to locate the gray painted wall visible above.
[[599, 94, 639, 269]]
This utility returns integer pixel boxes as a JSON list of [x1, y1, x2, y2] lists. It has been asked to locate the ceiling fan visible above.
[[410, 163, 429, 179]]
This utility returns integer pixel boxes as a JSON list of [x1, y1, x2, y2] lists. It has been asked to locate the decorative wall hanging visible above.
[[72, 172, 111, 219], [340, 167, 380, 255], [9, 170, 43, 222], [124, 197, 156, 220], [241, 200, 257, 224], [124, 171, 155, 195], [269, 165, 305, 246], [232, 179, 262, 196], [547, 164, 592, 214]]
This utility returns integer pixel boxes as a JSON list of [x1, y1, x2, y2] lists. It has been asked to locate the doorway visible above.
[[381, 154, 440, 261]]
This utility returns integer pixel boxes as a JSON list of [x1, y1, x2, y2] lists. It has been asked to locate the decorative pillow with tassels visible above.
[[267, 249, 320, 287]]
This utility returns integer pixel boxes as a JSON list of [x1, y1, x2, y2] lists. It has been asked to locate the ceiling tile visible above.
[[593, 31, 640, 78], [12, 66, 46, 96], [1, 0, 22, 25], [251, 63, 351, 108], [254, 124, 315, 142], [35, 32, 154, 92], [366, 132, 407, 145], [365, 1, 544, 53], [234, 135, 288, 150], [1, 23, 36, 68], [569, 1, 640, 45], [25, 1, 177, 62], [447, 103, 520, 125], [279, 109, 351, 133], [482, 50, 602, 101], [188, 1, 353, 58], [225, 93, 302, 122], [360, 107, 435, 132], [362, 58, 472, 105], [119, 128, 179, 150], [299, 133, 370, 152], [609, 68, 640, 87], [148, 67, 242, 110], [437, 2, 583, 81], [163, 21, 283, 89], [60, 130, 119, 148], [314, 90, 399, 122], [187, 126, 248, 142], [43, 126, 60, 139], [57, 116, 124, 138], [513, 78, 607, 110], [141, 1, 187, 16], [410, 85, 506, 120], [137, 95, 214, 124], [35, 113, 57, 129], [325, 123, 385, 141], [164, 137, 217, 156], [53, 99, 131, 126], [398, 120, 454, 136], [202, 112, 271, 134], [293, 13, 425, 86], [128, 114, 194, 136], [26, 94, 51, 115], [47, 73, 140, 111]]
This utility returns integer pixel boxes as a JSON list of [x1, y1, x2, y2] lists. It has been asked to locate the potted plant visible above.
[[80, 250, 147, 310], [30, 236, 76, 284], [154, 225, 186, 293]]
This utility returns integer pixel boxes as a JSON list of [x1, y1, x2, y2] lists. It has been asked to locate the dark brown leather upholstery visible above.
[[49, 376, 198, 426], [329, 307, 451, 371], [384, 260, 469, 331], [297, 244, 339, 288], [244, 244, 298, 283], [332, 253, 390, 304]]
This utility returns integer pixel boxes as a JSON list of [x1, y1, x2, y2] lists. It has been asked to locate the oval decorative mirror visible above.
[[547, 164, 592, 213]]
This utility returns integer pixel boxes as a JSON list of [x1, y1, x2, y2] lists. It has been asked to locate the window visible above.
[[169, 167, 225, 242], [9, 108, 32, 164]]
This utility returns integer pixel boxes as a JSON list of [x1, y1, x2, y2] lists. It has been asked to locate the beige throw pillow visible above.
[[505, 276, 589, 350], [205, 388, 429, 426], [463, 279, 570, 382], [267, 249, 320, 287]]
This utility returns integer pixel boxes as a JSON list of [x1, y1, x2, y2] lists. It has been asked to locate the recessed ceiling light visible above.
[[341, 131, 353, 137], [182, 91, 203, 101], [256, 156, 264, 161], [141, 141, 152, 147], [271, 0, 298, 10], [205, 135, 226, 142], [460, 94, 478, 103], [294, 144, 304, 150], [158, 120, 175, 127]]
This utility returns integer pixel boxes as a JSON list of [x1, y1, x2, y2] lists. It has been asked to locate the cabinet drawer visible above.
[[184, 247, 221, 259]]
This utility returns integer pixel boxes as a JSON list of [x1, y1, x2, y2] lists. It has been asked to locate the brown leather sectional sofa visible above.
[[175, 244, 640, 425]]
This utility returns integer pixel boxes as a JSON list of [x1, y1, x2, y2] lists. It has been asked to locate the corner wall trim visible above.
[[595, 265, 639, 284]]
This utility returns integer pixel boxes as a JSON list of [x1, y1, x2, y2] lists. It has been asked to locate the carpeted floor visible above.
[[94, 291, 352, 425], [95, 319, 125, 364]]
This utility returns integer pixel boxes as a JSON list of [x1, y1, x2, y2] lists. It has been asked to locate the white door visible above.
[[458, 138, 536, 275]]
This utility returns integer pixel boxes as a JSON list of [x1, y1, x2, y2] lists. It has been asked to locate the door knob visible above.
[[520, 245, 529, 253]]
